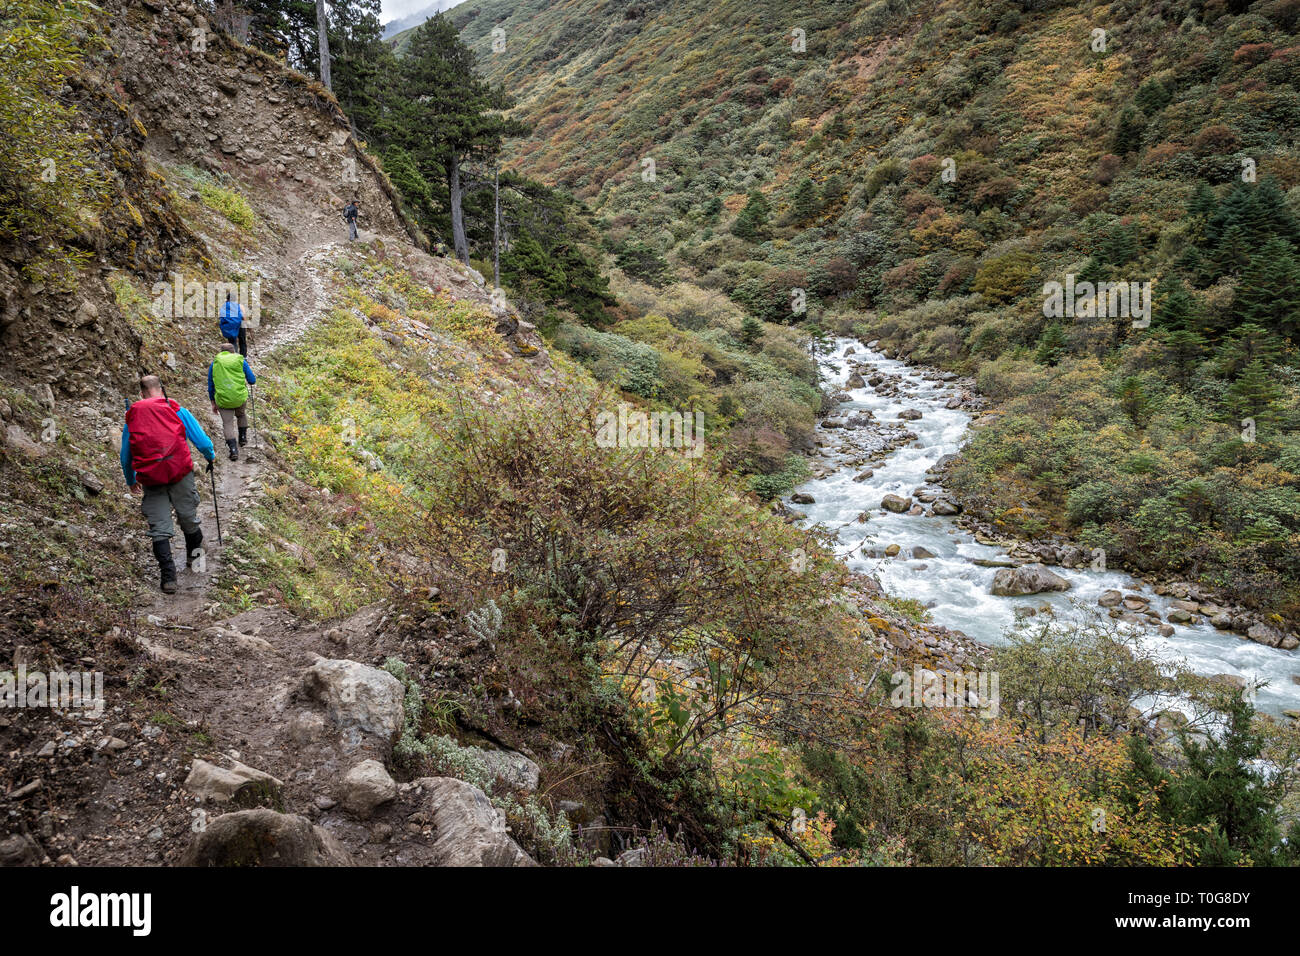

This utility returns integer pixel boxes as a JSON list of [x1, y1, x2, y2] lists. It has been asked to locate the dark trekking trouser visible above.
[[348, 219, 358, 241], [224, 326, 247, 357], [141, 471, 201, 543]]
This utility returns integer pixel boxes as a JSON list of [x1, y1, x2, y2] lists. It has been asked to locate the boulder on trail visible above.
[[991, 565, 1072, 596], [411, 777, 536, 867], [302, 658, 405, 747], [340, 759, 398, 819], [184, 758, 283, 806], [180, 809, 352, 866]]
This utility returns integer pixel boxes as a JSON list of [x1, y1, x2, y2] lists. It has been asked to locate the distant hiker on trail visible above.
[[209, 342, 257, 462], [219, 291, 246, 357], [121, 375, 215, 594], [344, 199, 359, 241]]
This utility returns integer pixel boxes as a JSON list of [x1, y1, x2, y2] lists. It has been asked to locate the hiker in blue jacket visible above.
[[219, 291, 246, 357]]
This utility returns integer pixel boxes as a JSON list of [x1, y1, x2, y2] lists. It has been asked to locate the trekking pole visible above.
[[209, 462, 223, 546]]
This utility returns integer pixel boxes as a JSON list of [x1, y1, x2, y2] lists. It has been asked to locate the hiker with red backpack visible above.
[[121, 375, 216, 594]]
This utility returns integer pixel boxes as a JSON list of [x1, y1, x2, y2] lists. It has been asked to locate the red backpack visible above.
[[126, 397, 193, 486]]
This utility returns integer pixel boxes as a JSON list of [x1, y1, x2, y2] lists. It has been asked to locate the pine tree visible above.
[[739, 316, 764, 350], [1232, 237, 1300, 342], [1117, 375, 1150, 426], [731, 190, 771, 241], [1205, 182, 1253, 248], [1187, 181, 1218, 224], [1254, 178, 1300, 246], [788, 176, 820, 224], [389, 15, 527, 262], [1154, 275, 1199, 331], [1161, 328, 1207, 383], [1035, 324, 1067, 365], [1134, 78, 1171, 114], [1226, 359, 1284, 425], [1213, 224, 1252, 278], [1095, 222, 1137, 266], [1112, 107, 1146, 156], [1215, 322, 1284, 377], [1171, 695, 1288, 866]]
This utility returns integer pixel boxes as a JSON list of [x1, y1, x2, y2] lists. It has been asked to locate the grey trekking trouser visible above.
[[141, 471, 201, 542], [218, 403, 247, 441], [348, 219, 358, 240]]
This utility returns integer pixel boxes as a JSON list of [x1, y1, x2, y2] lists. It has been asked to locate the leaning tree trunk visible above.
[[315, 0, 331, 91], [449, 154, 469, 264]]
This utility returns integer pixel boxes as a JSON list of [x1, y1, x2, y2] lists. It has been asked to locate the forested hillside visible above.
[[2, 0, 1299, 878], [427, 0, 1300, 620]]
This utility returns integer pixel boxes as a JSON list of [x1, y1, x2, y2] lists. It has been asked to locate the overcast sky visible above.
[[380, 0, 461, 23]]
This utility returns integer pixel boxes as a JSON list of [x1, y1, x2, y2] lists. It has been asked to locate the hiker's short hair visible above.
[[139, 375, 162, 396], [219, 339, 234, 350]]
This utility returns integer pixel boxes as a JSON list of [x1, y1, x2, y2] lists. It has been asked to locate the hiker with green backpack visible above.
[[208, 341, 257, 461]]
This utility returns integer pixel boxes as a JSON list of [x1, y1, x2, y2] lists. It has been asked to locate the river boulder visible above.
[[881, 494, 912, 513], [845, 371, 865, 389], [991, 565, 1071, 596]]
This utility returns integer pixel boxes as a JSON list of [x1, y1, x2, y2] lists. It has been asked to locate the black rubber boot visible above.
[[183, 528, 204, 570], [238, 426, 248, 446], [153, 539, 177, 594], [227, 438, 239, 461]]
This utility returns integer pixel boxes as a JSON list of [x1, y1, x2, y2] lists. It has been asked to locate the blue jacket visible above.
[[219, 300, 243, 339], [208, 356, 257, 402], [120, 405, 215, 486]]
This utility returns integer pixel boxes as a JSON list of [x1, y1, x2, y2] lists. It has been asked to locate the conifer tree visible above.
[[731, 190, 771, 241]]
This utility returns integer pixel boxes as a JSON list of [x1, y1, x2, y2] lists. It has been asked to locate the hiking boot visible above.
[[153, 539, 177, 594], [227, 439, 239, 461], [238, 426, 248, 446], [183, 528, 204, 570]]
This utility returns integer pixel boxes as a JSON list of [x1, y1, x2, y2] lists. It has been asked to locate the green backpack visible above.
[[212, 351, 249, 409]]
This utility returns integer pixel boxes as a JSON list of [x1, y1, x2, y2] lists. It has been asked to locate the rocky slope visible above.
[[0, 0, 553, 867]]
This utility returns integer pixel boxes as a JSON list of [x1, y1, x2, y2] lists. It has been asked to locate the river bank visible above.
[[786, 337, 1300, 719]]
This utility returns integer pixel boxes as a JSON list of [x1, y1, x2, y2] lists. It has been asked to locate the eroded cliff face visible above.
[[0, 0, 421, 414]]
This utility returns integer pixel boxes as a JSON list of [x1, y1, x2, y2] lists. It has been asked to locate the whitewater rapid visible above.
[[789, 338, 1300, 718]]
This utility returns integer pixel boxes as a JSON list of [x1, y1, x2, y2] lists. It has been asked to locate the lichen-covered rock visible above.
[[302, 658, 404, 747], [411, 777, 535, 867]]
